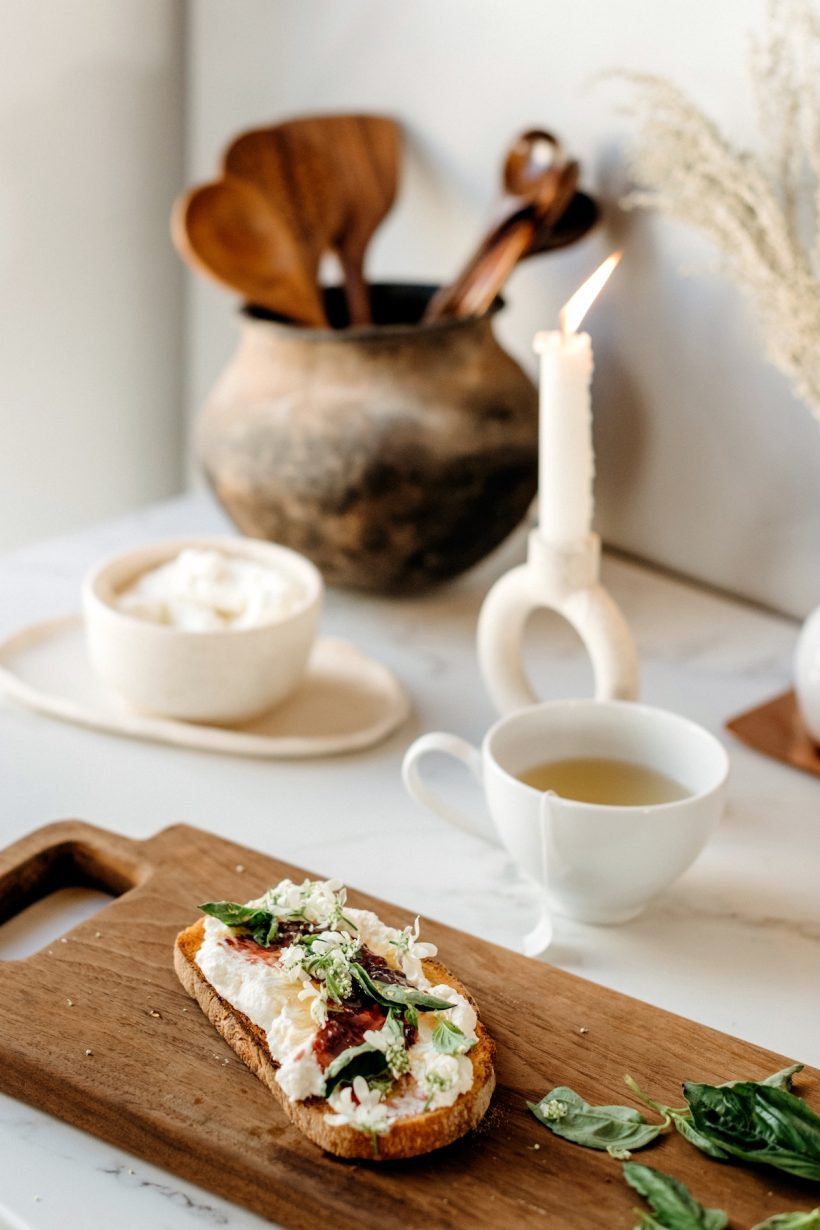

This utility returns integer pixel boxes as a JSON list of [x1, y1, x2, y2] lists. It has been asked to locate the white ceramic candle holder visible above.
[[477, 528, 640, 715]]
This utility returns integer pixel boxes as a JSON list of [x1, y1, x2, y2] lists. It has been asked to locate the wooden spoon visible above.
[[222, 122, 342, 293], [424, 132, 588, 322], [223, 114, 400, 327], [524, 189, 600, 259], [171, 178, 326, 326]]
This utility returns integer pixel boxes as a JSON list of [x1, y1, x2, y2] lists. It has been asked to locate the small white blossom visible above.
[[297, 980, 328, 1026], [423, 1053, 460, 1097], [426, 984, 477, 1040], [261, 878, 353, 931], [363, 1013, 409, 1078], [278, 943, 308, 983], [326, 1075, 390, 1137], [539, 1098, 568, 1122], [389, 917, 437, 983]]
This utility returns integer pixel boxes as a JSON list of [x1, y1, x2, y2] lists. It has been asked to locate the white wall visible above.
[[0, 0, 185, 551], [185, 0, 820, 619]]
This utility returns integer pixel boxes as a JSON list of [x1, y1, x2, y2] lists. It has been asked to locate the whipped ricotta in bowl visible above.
[[83, 536, 322, 722], [115, 547, 305, 632]]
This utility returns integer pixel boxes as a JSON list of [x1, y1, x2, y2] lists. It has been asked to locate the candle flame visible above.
[[559, 251, 621, 338]]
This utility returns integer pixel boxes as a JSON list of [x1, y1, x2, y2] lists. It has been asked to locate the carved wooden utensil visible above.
[[524, 188, 599, 259], [222, 122, 343, 302], [171, 177, 327, 326], [223, 114, 401, 327], [424, 131, 582, 322]]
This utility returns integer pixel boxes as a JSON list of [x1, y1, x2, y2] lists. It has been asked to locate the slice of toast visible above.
[[174, 917, 496, 1160]]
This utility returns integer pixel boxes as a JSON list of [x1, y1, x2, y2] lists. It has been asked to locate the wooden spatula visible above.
[[222, 122, 343, 292], [329, 114, 400, 325], [171, 178, 327, 326], [223, 114, 401, 326]]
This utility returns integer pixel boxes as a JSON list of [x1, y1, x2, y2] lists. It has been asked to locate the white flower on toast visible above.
[[297, 979, 328, 1027], [280, 930, 359, 1003], [426, 984, 477, 1040], [389, 916, 437, 982], [363, 1011, 409, 1079], [261, 877, 353, 928], [278, 942, 308, 983], [326, 1075, 390, 1136]]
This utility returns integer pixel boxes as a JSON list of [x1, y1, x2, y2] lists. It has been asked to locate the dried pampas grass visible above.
[[618, 0, 820, 419]]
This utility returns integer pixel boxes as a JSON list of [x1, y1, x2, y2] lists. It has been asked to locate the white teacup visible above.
[[402, 700, 728, 947]]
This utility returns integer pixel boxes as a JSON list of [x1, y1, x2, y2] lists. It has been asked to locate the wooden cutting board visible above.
[[0, 821, 817, 1229]]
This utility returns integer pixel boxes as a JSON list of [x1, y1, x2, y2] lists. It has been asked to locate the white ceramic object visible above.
[[794, 603, 820, 743], [402, 699, 728, 949], [82, 537, 322, 723], [0, 616, 410, 758], [477, 530, 640, 714]]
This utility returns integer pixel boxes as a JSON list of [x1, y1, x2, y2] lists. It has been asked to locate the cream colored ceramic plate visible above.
[[0, 617, 411, 758]]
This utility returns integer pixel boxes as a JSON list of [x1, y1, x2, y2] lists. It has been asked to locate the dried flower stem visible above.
[[617, 0, 820, 419]]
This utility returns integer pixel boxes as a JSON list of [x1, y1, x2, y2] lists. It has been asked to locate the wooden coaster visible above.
[[726, 689, 820, 777]]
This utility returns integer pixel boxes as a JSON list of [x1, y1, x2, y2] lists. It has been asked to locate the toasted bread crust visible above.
[[174, 918, 495, 1159]]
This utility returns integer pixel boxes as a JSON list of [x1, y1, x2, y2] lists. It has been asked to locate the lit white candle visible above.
[[534, 252, 620, 546]]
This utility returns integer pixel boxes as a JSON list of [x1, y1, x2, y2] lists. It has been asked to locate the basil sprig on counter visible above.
[[350, 962, 452, 1013], [623, 1162, 727, 1229], [528, 1087, 669, 1158], [199, 901, 279, 947]]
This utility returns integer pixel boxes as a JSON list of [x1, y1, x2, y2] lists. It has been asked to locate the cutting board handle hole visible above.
[[0, 884, 116, 961], [0, 835, 145, 959]]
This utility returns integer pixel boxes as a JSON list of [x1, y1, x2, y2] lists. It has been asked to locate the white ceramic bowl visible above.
[[82, 536, 323, 723]]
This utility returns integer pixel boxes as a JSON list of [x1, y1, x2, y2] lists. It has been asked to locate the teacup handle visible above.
[[401, 732, 484, 838], [403, 733, 553, 958]]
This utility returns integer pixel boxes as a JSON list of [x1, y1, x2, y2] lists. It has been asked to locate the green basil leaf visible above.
[[324, 1040, 378, 1080], [323, 1041, 389, 1092], [432, 1015, 471, 1054], [683, 1081, 820, 1181], [200, 901, 278, 944], [528, 1087, 670, 1156], [351, 963, 452, 1013], [759, 1065, 805, 1091], [671, 1113, 730, 1160], [750, 1212, 820, 1229], [623, 1162, 728, 1229]]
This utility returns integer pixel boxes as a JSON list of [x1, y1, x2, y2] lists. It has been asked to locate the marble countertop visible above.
[[1, 494, 818, 1230]]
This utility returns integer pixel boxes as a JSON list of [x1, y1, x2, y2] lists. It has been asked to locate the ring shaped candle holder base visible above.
[[477, 530, 640, 715]]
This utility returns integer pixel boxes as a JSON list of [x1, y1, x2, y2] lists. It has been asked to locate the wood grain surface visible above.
[[0, 820, 817, 1229], [727, 688, 820, 777]]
